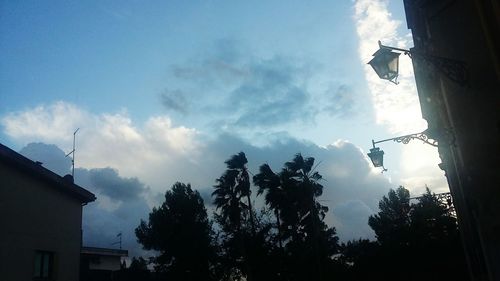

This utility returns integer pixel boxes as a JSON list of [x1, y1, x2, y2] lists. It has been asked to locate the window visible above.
[[33, 251, 54, 280]]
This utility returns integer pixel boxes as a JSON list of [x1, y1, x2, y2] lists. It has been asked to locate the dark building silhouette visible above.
[[80, 247, 128, 281], [0, 143, 96, 281], [403, 1, 500, 280]]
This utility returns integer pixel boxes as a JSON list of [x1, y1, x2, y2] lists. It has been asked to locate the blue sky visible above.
[[1, 0, 370, 144], [0, 0, 448, 256]]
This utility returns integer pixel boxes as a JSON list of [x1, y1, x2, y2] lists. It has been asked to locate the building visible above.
[[403, 1, 500, 280], [0, 143, 96, 281], [80, 247, 128, 281]]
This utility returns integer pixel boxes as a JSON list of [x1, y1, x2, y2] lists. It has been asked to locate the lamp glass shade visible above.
[[368, 49, 400, 82], [367, 147, 384, 168]]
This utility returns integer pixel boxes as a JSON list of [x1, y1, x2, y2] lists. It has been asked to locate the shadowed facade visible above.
[[403, 0, 500, 280], [0, 143, 95, 281]]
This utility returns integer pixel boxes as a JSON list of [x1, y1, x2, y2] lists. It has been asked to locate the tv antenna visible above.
[[111, 232, 122, 249], [65, 128, 80, 178]]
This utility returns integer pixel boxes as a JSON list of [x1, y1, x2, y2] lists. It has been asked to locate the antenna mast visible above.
[[65, 128, 80, 178], [112, 232, 123, 249]]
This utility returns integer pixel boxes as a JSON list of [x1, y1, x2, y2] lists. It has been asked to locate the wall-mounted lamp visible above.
[[368, 130, 438, 172], [368, 41, 468, 86]]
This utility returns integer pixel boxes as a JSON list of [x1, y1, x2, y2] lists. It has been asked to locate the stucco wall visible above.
[[0, 161, 84, 281]]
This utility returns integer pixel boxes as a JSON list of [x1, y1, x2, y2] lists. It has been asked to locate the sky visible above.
[[0, 0, 449, 257]]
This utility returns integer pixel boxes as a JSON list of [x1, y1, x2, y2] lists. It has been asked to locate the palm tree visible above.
[[253, 163, 285, 248], [283, 154, 326, 239], [212, 152, 255, 281], [212, 168, 244, 231], [212, 152, 256, 231], [255, 154, 334, 281], [283, 154, 331, 281], [224, 152, 255, 233], [254, 154, 328, 246]]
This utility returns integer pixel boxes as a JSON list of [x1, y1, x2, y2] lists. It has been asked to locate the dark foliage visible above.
[[135, 182, 215, 281], [127, 153, 470, 281], [342, 186, 469, 281], [212, 152, 271, 281], [128, 256, 148, 272], [253, 153, 340, 281]]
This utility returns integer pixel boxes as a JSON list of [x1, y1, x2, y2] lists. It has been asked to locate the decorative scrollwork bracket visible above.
[[373, 128, 455, 148], [409, 52, 468, 87]]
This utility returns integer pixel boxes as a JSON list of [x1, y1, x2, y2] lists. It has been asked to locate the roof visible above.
[[0, 142, 96, 203], [81, 247, 128, 257]]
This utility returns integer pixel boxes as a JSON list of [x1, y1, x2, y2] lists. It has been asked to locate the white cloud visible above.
[[354, 0, 425, 134], [5, 100, 448, 241], [2, 102, 90, 145], [2, 101, 200, 186], [4, 101, 396, 242], [399, 142, 448, 194], [353, 0, 448, 194], [332, 200, 376, 240]]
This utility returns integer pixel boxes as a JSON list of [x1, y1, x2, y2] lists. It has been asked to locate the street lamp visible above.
[[367, 130, 438, 172], [368, 41, 407, 84], [367, 146, 385, 169], [368, 41, 468, 86]]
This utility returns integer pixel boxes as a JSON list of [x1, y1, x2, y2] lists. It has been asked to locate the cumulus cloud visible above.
[[77, 167, 151, 258], [2, 102, 90, 145], [19, 142, 152, 257], [332, 200, 375, 240], [20, 142, 72, 176], [87, 168, 147, 202], [145, 132, 391, 241], [2, 101, 200, 181], [6, 102, 397, 243]]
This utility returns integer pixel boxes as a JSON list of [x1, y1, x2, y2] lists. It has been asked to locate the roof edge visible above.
[[81, 246, 128, 257], [0, 143, 96, 203]]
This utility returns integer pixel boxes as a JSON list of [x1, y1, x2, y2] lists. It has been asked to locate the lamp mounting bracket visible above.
[[392, 131, 438, 147], [373, 130, 438, 147], [377, 40, 468, 86]]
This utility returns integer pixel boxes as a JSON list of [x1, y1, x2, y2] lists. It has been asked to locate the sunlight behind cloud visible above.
[[399, 143, 448, 194], [353, 0, 448, 194], [354, 0, 426, 134]]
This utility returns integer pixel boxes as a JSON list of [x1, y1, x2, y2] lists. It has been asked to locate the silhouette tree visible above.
[[128, 257, 148, 272], [410, 187, 458, 244], [368, 186, 411, 247], [212, 152, 257, 281], [212, 152, 253, 232], [364, 186, 469, 281], [253, 163, 286, 249], [255, 154, 329, 243], [135, 182, 214, 281], [255, 154, 339, 281], [340, 239, 379, 267], [225, 152, 255, 232], [408, 188, 468, 281]]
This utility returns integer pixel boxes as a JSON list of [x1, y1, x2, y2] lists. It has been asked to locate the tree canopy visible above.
[[135, 182, 214, 280], [345, 186, 470, 281], [131, 152, 469, 281], [253, 153, 339, 281]]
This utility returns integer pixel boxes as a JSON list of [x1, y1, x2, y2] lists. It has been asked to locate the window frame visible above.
[[33, 250, 55, 281]]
